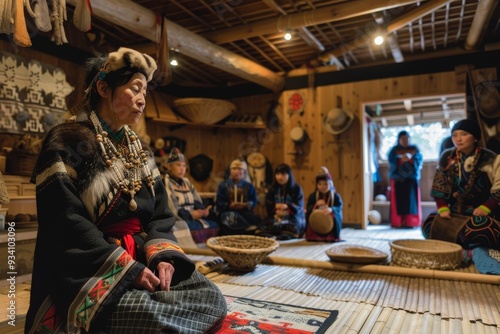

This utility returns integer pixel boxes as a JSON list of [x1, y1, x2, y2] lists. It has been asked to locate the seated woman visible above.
[[25, 47, 226, 334], [258, 163, 305, 240], [305, 167, 343, 242], [422, 119, 500, 250], [164, 148, 219, 246]]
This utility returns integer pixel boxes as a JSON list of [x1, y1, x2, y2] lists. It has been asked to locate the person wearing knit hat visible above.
[[451, 119, 481, 141], [387, 130, 423, 228], [421, 118, 500, 250], [25, 47, 227, 334], [305, 166, 344, 242], [164, 148, 219, 247], [256, 163, 306, 240], [215, 158, 260, 234]]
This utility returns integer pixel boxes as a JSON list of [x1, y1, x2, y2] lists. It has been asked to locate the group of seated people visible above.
[[164, 118, 500, 253], [24, 45, 499, 333], [162, 148, 344, 245]]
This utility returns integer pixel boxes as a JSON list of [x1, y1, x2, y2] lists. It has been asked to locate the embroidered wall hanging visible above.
[[0, 51, 74, 135]]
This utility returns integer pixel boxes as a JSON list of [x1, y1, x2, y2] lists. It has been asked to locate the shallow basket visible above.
[[389, 239, 462, 270], [172, 98, 235, 125], [206, 235, 279, 271]]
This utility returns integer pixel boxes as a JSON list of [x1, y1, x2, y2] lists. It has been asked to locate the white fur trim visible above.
[[106, 47, 157, 82]]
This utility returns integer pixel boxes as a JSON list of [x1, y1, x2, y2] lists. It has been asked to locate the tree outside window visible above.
[[379, 121, 457, 162]]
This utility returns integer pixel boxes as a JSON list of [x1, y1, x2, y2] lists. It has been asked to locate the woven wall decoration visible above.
[[0, 51, 74, 135]]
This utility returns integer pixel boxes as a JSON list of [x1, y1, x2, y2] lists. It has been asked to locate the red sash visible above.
[[100, 217, 142, 259]]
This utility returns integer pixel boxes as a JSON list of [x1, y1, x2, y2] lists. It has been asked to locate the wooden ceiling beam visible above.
[[315, 0, 455, 65], [202, 0, 422, 44], [65, 0, 285, 92], [464, 0, 499, 50]]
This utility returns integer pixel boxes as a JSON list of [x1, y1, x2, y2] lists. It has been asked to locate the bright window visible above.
[[379, 121, 457, 161]]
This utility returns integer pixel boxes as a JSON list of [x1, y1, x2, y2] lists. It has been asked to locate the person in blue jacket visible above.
[[387, 130, 423, 228], [215, 158, 259, 234]]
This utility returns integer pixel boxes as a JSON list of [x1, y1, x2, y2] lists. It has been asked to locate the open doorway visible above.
[[363, 94, 466, 225]]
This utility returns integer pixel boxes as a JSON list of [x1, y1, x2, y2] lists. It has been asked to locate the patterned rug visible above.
[[216, 296, 338, 333]]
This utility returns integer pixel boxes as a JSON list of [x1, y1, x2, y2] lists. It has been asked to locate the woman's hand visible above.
[[316, 199, 326, 207], [191, 210, 205, 220], [321, 207, 332, 215], [156, 261, 175, 291], [439, 210, 451, 219], [133, 267, 160, 292], [473, 207, 488, 216], [275, 203, 287, 210], [192, 205, 212, 219]]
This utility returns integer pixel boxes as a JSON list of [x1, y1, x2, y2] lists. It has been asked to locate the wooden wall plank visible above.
[[279, 71, 465, 228]]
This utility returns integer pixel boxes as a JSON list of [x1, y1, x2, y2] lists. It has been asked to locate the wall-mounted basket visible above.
[[172, 98, 235, 125]]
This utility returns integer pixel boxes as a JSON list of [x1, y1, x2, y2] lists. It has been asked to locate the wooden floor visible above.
[[2, 225, 499, 334]]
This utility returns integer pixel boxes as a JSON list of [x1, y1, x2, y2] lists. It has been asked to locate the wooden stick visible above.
[[184, 249, 500, 285]]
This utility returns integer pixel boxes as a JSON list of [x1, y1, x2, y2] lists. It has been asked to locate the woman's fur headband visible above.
[[104, 47, 157, 82]]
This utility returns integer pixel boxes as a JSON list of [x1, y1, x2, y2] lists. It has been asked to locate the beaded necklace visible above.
[[446, 146, 480, 213], [90, 111, 155, 211]]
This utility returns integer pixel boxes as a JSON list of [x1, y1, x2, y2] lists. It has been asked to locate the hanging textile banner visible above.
[[0, 51, 74, 135]]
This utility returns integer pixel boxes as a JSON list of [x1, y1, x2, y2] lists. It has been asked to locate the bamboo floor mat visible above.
[[197, 264, 500, 333], [187, 226, 500, 333], [212, 282, 500, 334]]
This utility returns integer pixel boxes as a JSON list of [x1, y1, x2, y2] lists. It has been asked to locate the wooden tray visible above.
[[326, 244, 388, 264]]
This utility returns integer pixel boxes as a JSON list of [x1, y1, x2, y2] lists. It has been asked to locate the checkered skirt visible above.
[[108, 271, 227, 333]]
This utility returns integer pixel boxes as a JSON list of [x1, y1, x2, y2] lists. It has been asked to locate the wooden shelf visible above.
[[151, 118, 266, 129], [0, 228, 37, 242]]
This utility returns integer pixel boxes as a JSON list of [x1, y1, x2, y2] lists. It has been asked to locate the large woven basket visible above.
[[390, 239, 462, 270], [206, 235, 279, 271], [172, 98, 235, 125]]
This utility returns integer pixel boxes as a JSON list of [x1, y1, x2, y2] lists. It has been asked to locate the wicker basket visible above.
[[206, 235, 279, 271], [389, 239, 462, 270], [172, 98, 235, 125]]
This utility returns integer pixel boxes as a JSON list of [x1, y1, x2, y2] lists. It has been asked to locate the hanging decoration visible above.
[[288, 91, 305, 116], [0, 51, 74, 135]]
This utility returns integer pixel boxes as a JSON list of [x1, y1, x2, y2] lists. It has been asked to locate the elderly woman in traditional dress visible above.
[[387, 130, 423, 228], [422, 119, 500, 250], [25, 47, 226, 334]]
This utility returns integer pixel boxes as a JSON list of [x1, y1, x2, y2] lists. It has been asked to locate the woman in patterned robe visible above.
[[164, 148, 219, 246], [422, 119, 500, 250], [25, 48, 226, 334]]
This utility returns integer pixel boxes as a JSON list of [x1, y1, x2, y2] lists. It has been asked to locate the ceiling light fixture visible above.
[[284, 29, 292, 41], [169, 48, 179, 66], [374, 35, 384, 45]]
